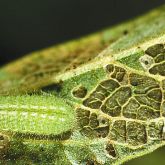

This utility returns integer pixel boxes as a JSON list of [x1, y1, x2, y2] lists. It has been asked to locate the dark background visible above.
[[0, 0, 165, 66]]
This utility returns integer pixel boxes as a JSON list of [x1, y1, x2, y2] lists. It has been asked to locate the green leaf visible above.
[[0, 5, 165, 165]]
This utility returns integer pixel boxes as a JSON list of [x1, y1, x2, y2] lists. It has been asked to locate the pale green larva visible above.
[[0, 94, 76, 137]]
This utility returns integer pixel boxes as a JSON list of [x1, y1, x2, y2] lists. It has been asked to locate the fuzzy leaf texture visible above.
[[0, 5, 165, 165]]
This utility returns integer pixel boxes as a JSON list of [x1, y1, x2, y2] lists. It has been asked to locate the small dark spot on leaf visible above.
[[101, 119, 106, 124], [40, 147, 45, 152], [144, 60, 149, 65], [123, 30, 128, 35], [106, 64, 114, 73], [106, 143, 116, 158], [0, 135, 4, 140], [130, 81, 138, 86], [72, 86, 87, 98]]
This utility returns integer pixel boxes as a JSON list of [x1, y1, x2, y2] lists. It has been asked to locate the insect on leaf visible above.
[[0, 5, 165, 165]]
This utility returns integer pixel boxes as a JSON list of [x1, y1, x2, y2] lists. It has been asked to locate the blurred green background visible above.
[[125, 146, 165, 165], [0, 1, 165, 164]]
